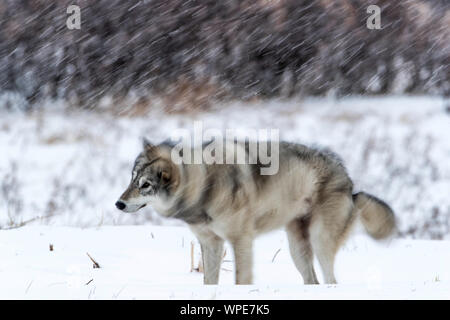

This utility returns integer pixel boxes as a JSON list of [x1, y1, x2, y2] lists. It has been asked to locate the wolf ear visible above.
[[142, 137, 155, 150], [142, 138, 159, 159]]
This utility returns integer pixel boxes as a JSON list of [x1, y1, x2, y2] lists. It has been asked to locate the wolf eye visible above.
[[141, 182, 150, 189]]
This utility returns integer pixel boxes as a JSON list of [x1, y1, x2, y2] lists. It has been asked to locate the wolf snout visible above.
[[115, 201, 126, 210]]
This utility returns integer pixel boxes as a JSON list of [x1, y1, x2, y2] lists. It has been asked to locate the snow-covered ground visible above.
[[1, 96, 449, 238], [0, 225, 449, 299]]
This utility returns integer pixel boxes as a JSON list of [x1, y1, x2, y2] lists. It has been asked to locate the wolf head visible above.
[[115, 139, 179, 213]]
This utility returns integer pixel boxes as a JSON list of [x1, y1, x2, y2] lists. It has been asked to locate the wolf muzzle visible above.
[[115, 201, 126, 210], [115, 200, 147, 212]]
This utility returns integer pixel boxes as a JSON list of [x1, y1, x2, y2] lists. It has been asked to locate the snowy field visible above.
[[1, 95, 449, 299], [0, 225, 449, 299], [1, 96, 449, 238]]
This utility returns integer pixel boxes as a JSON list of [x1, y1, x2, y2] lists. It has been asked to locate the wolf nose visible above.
[[115, 201, 126, 210]]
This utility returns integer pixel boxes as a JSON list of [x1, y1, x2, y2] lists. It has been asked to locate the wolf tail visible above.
[[352, 192, 396, 240]]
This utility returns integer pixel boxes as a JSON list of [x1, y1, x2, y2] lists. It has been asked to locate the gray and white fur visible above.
[[116, 139, 396, 285]]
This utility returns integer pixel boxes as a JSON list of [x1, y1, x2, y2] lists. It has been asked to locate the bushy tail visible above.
[[352, 192, 396, 239]]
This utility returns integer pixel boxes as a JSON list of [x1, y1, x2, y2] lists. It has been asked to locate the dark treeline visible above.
[[0, 0, 448, 109]]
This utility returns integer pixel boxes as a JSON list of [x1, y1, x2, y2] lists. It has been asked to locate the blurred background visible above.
[[0, 0, 448, 238]]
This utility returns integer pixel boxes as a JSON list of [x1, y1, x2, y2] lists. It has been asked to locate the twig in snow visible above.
[[190, 241, 195, 272], [85, 279, 93, 286], [86, 252, 101, 268], [112, 286, 126, 299], [49, 244, 53, 251], [1, 215, 53, 230], [197, 257, 204, 273], [25, 280, 33, 294], [190, 241, 204, 273], [271, 248, 281, 263], [88, 287, 96, 299]]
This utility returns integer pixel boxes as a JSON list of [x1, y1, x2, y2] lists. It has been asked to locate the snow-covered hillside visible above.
[[0, 225, 449, 299], [0, 96, 449, 238]]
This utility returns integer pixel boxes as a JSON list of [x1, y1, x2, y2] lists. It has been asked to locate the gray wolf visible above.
[[116, 139, 396, 284]]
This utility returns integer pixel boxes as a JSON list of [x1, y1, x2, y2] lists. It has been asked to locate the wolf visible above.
[[116, 139, 396, 285]]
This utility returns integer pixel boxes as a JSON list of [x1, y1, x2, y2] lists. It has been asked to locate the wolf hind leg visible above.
[[286, 216, 319, 284], [309, 195, 355, 284]]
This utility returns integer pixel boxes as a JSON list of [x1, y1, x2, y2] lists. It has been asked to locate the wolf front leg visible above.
[[190, 226, 224, 285], [200, 240, 224, 284], [231, 236, 254, 284]]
